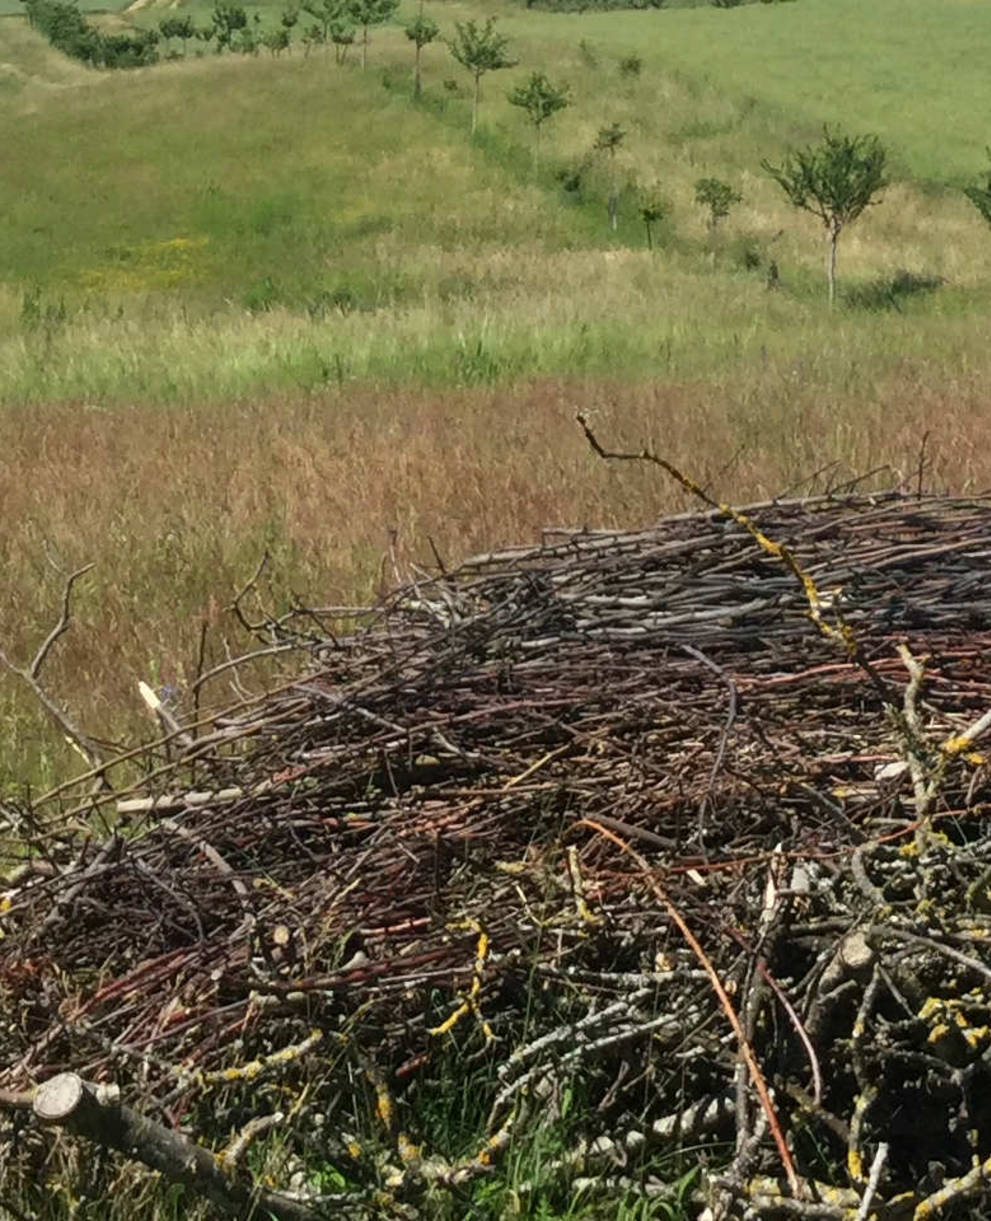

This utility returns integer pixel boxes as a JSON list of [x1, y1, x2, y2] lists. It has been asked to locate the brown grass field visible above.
[[4, 367, 991, 789], [5, 0, 991, 794]]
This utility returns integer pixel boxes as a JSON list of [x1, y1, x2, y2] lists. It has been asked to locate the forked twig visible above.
[[0, 563, 103, 770]]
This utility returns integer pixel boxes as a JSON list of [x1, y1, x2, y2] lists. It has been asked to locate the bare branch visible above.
[[28, 1073, 321, 1221], [0, 563, 103, 771], [228, 550, 271, 634], [29, 563, 94, 679]]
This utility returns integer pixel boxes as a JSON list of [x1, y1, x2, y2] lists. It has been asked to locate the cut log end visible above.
[[34, 1073, 85, 1124]]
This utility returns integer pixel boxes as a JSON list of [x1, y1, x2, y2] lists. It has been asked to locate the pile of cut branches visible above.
[[2, 490, 991, 1219]]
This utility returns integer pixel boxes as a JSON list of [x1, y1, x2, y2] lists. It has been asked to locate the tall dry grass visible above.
[[3, 368, 990, 789], [5, 0, 991, 788]]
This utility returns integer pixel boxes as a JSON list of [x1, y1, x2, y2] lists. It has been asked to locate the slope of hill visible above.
[[0, 14, 103, 87], [3, 0, 991, 794]]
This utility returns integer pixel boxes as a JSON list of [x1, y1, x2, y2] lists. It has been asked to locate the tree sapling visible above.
[[507, 72, 569, 170], [762, 127, 887, 305], [348, 0, 398, 69], [405, 7, 439, 98], [694, 177, 742, 235], [330, 15, 355, 61], [594, 122, 625, 231], [448, 18, 516, 135], [638, 188, 668, 250]]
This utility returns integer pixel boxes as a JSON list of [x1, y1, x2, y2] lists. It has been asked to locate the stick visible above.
[[576, 818, 803, 1200], [30, 1074, 321, 1221], [0, 563, 103, 770]]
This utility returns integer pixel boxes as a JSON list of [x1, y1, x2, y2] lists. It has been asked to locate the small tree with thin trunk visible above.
[[301, 0, 338, 43], [348, 0, 397, 68], [694, 177, 742, 235], [210, 2, 248, 52], [638, 188, 668, 250], [405, 7, 438, 99], [762, 127, 887, 306], [159, 14, 195, 53], [594, 122, 625, 231], [329, 17, 354, 62], [300, 22, 322, 53], [447, 17, 516, 135], [507, 72, 569, 171], [263, 25, 290, 54]]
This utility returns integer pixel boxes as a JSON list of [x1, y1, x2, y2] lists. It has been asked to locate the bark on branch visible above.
[[29, 1073, 323, 1221]]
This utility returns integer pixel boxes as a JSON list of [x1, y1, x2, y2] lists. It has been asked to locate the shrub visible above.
[[527, 0, 663, 10], [101, 28, 159, 68], [22, 0, 107, 66], [242, 277, 282, 313], [578, 39, 597, 67], [963, 150, 991, 229], [694, 177, 743, 233]]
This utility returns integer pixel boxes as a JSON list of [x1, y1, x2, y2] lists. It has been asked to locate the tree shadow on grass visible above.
[[844, 268, 944, 312]]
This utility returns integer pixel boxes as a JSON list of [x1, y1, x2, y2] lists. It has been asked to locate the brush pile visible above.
[[3, 491, 991, 1219]]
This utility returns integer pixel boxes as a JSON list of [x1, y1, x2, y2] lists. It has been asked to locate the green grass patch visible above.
[[560, 0, 991, 182], [2, 0, 989, 403]]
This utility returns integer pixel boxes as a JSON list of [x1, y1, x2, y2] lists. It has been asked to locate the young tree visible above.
[[159, 14, 195, 53], [300, 21, 323, 53], [762, 127, 888, 305], [210, 2, 248, 51], [694, 177, 742, 235], [405, 7, 438, 99], [233, 24, 259, 53], [507, 72, 569, 170], [448, 17, 516, 135], [638, 188, 668, 250], [329, 16, 354, 62], [302, 0, 338, 43], [963, 152, 991, 229], [263, 25, 291, 54], [280, 3, 298, 49], [348, 0, 398, 69], [594, 122, 625, 231]]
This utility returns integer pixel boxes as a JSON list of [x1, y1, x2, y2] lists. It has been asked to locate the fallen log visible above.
[[29, 1074, 322, 1221]]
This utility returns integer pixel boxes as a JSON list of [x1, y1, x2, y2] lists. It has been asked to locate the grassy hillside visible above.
[[3, 4, 991, 1214], [2, 4, 990, 403], [3, 0, 991, 797], [624, 0, 991, 183]]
